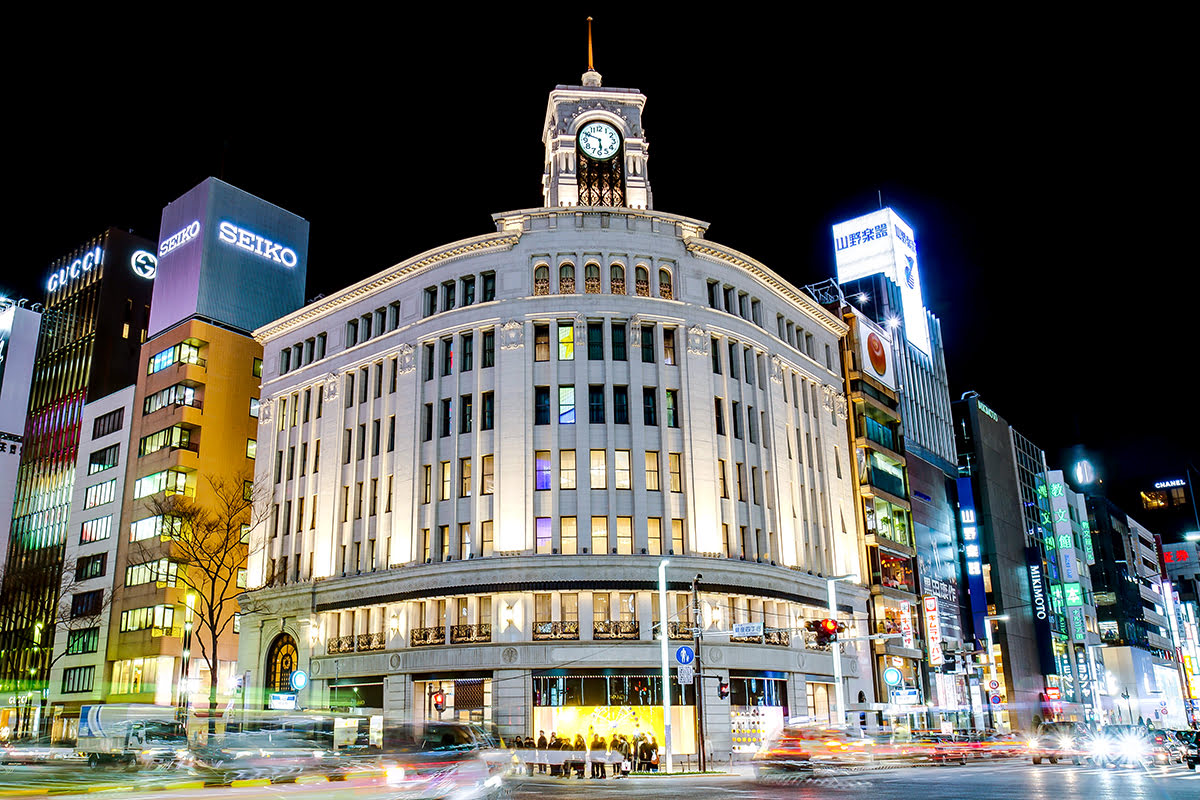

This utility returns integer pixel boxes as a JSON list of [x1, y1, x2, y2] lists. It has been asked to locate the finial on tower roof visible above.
[[582, 16, 602, 86]]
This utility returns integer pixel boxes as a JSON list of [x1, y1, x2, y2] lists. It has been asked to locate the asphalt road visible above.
[[9, 760, 1198, 800]]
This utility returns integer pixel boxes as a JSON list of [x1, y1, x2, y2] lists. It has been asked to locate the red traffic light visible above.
[[820, 619, 839, 634], [432, 690, 446, 712]]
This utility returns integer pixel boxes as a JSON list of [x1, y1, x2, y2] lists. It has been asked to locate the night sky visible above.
[[7, 12, 1192, 507]]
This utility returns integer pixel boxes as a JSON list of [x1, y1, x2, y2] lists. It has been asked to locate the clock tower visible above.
[[541, 68, 651, 209]]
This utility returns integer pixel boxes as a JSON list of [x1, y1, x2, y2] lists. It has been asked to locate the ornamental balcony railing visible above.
[[450, 623, 492, 644], [356, 632, 386, 652], [327, 635, 355, 655], [729, 628, 791, 646], [610, 279, 626, 294], [585, 276, 602, 294], [533, 621, 580, 641], [635, 280, 650, 297], [410, 626, 446, 647], [534, 278, 550, 296], [659, 283, 673, 300], [559, 277, 575, 294], [593, 620, 640, 640], [652, 620, 694, 640]]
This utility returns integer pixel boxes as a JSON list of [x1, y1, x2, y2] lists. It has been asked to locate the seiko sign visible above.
[[46, 245, 103, 292], [1028, 562, 1048, 620], [159, 221, 201, 257], [217, 221, 298, 267]]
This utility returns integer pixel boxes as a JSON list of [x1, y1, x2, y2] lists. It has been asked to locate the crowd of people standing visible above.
[[517, 727, 660, 777]]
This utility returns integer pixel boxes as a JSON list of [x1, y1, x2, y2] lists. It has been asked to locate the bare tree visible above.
[[137, 472, 265, 736], [0, 560, 113, 739]]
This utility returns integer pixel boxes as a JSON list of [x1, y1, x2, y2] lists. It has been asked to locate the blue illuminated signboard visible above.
[[217, 221, 299, 267], [1025, 546, 1059, 676], [46, 245, 103, 292], [956, 477, 988, 641]]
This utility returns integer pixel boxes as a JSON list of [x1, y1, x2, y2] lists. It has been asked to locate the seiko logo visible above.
[[159, 221, 201, 257], [46, 246, 103, 292], [217, 221, 297, 267], [1029, 564, 1048, 620]]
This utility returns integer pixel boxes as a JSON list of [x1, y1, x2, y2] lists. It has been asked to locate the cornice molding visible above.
[[254, 230, 522, 343], [684, 239, 848, 337]]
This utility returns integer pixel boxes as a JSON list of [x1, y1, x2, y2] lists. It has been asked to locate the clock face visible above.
[[578, 121, 621, 161]]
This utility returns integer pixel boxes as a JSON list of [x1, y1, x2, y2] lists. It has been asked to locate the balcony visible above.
[[356, 632, 386, 652], [534, 278, 550, 296], [450, 623, 492, 644], [652, 621, 694, 641], [866, 468, 907, 501], [410, 626, 446, 647], [533, 621, 580, 641], [327, 635, 355, 655], [593, 620, 639, 640], [635, 279, 650, 297], [611, 279, 626, 295], [659, 283, 673, 300], [731, 628, 791, 647], [559, 277, 575, 294], [585, 276, 602, 294]]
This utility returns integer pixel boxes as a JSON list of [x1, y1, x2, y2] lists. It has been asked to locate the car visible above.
[[1028, 722, 1088, 765], [1084, 726, 1172, 768], [1, 737, 85, 765], [372, 722, 508, 800], [1173, 730, 1198, 769]]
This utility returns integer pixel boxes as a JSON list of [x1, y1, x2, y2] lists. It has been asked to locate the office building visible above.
[[0, 299, 41, 563]]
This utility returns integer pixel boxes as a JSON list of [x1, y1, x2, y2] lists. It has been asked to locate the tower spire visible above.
[[582, 17, 602, 87]]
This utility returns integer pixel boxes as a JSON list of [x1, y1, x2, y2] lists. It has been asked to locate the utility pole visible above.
[[658, 559, 673, 774], [691, 574, 706, 773]]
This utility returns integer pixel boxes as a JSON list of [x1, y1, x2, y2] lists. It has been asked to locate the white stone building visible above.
[[239, 70, 871, 761]]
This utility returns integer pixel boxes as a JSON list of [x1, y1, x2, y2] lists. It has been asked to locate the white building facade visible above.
[[239, 72, 871, 760]]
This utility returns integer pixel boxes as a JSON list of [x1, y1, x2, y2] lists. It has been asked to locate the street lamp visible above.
[[657, 558, 673, 775], [825, 575, 858, 727], [983, 614, 1008, 730]]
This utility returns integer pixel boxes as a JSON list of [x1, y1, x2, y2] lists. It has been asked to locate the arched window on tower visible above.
[[534, 264, 549, 296], [559, 263, 576, 294], [584, 262, 601, 294], [635, 265, 650, 297], [265, 633, 298, 695], [610, 264, 626, 295], [658, 268, 673, 300]]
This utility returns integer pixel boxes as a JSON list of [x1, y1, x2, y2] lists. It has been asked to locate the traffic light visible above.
[[432, 690, 446, 713], [807, 618, 845, 647], [717, 681, 730, 700]]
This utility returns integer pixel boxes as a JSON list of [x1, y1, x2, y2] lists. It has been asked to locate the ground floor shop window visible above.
[[415, 677, 492, 723], [532, 672, 695, 755], [731, 673, 789, 754], [807, 681, 833, 724]]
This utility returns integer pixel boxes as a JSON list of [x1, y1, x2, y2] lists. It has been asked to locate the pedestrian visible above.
[[595, 734, 607, 778], [537, 730, 548, 773], [573, 733, 586, 778], [637, 736, 650, 772], [648, 734, 659, 773]]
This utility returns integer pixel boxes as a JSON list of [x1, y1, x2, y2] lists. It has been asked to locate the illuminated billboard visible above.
[[855, 314, 896, 391], [833, 208, 931, 356], [149, 178, 309, 337]]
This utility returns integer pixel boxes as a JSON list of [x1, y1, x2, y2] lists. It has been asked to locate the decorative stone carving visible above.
[[706, 647, 723, 664], [397, 343, 415, 375], [258, 398, 273, 424], [770, 355, 784, 384], [686, 325, 709, 356], [821, 384, 835, 412], [502, 647, 519, 664], [323, 372, 340, 402], [574, 315, 587, 345], [834, 393, 848, 420], [500, 320, 524, 350], [796, 652, 806, 670], [628, 316, 643, 347], [312, 660, 322, 676], [389, 653, 402, 670]]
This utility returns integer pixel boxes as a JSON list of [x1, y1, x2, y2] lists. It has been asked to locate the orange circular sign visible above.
[[867, 332, 887, 375]]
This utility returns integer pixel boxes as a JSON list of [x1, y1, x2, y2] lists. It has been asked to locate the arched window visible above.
[[265, 633, 298, 694], [610, 264, 626, 295], [533, 264, 549, 296], [635, 265, 650, 297], [658, 268, 673, 300], [584, 262, 601, 293], [559, 263, 576, 294]]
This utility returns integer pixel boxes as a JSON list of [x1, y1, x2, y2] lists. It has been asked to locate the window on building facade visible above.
[[615, 450, 631, 489], [461, 333, 473, 371], [614, 386, 629, 424], [481, 456, 494, 495], [591, 517, 608, 554], [561, 516, 578, 554], [558, 387, 575, 424], [669, 453, 682, 492], [558, 322, 574, 360], [645, 452, 660, 491], [641, 325, 654, 363], [642, 388, 657, 426], [535, 450, 552, 491], [590, 449, 606, 489], [560, 450, 576, 489], [481, 391, 494, 430], [532, 386, 549, 424], [534, 324, 550, 361], [482, 328, 495, 367], [611, 322, 626, 361]]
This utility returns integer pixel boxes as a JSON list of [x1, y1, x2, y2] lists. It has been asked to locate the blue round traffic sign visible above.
[[675, 645, 695, 666], [291, 669, 309, 691], [882, 667, 903, 687], [989, 694, 1002, 705]]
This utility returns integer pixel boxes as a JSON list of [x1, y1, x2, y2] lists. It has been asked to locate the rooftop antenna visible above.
[[877, 189, 883, 210], [588, 16, 594, 71]]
